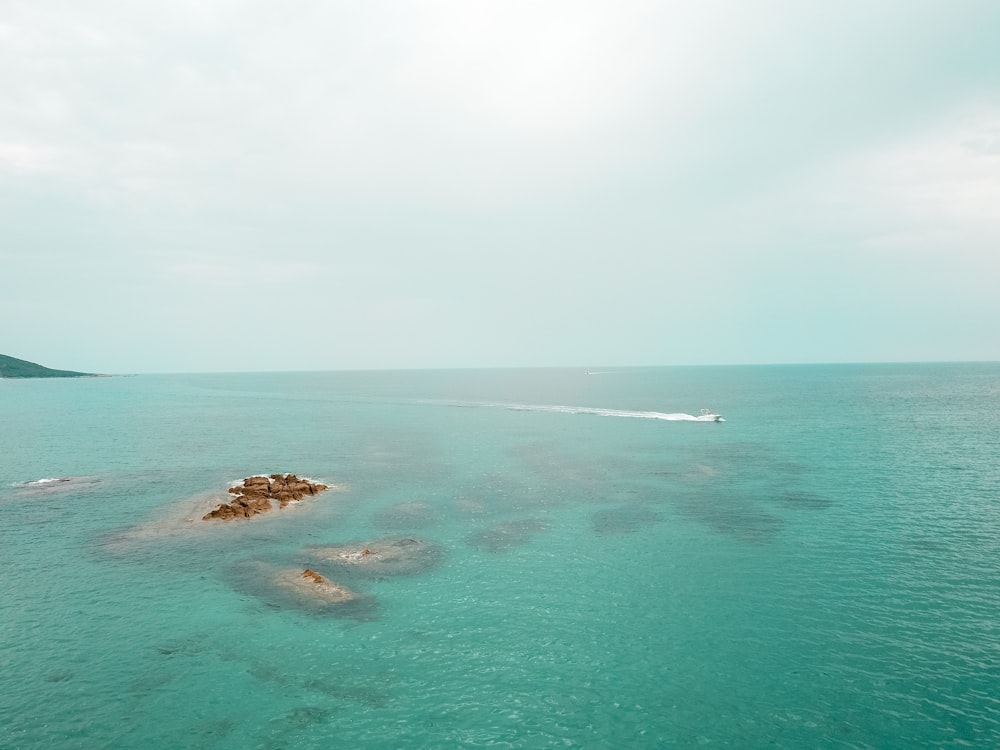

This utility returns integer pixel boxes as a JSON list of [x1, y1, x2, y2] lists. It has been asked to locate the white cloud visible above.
[[0, 141, 57, 172], [0, 1, 760, 210], [390, 1, 670, 140], [834, 104, 1000, 260], [875, 108, 1000, 224]]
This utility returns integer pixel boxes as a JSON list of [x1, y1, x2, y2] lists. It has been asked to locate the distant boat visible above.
[[696, 409, 725, 422]]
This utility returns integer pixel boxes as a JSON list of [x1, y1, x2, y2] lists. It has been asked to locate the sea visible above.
[[1, 364, 998, 749]]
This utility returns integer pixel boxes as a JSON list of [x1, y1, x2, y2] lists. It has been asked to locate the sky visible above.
[[2, 0, 999, 374]]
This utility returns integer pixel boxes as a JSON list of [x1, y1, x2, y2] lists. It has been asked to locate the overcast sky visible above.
[[2, 1, 999, 373]]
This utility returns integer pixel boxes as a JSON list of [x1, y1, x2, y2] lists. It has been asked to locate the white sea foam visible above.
[[11, 476, 102, 497], [15, 476, 94, 489], [23, 477, 72, 486]]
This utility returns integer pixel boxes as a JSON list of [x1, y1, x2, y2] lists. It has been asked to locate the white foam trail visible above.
[[488, 403, 723, 421], [426, 399, 724, 421]]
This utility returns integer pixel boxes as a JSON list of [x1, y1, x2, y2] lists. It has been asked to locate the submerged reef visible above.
[[227, 560, 376, 618], [465, 518, 551, 553], [203, 474, 328, 520], [591, 504, 664, 536], [306, 537, 444, 578], [222, 538, 442, 617], [278, 568, 357, 605], [372, 501, 438, 530], [14, 476, 101, 497]]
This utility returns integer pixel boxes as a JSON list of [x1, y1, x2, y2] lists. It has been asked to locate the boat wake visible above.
[[449, 401, 724, 422]]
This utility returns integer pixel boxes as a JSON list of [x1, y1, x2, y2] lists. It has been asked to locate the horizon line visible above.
[[14, 359, 996, 378]]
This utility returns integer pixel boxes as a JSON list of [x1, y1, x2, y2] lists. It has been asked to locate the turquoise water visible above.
[[2, 365, 998, 748]]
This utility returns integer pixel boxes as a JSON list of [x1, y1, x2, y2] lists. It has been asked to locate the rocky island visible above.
[[203, 474, 329, 520]]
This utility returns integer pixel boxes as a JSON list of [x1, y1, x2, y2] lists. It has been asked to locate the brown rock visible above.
[[274, 567, 356, 604], [302, 568, 325, 583], [202, 473, 330, 521]]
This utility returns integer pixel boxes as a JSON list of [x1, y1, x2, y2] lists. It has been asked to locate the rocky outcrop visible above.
[[277, 568, 357, 604], [203, 474, 329, 520], [225, 560, 365, 613]]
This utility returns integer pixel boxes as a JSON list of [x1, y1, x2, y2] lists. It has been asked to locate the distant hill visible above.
[[0, 354, 97, 378]]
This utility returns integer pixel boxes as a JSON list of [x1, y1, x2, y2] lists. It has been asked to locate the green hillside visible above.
[[0, 353, 96, 378]]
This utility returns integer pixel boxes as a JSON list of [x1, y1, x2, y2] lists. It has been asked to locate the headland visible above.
[[0, 353, 99, 378]]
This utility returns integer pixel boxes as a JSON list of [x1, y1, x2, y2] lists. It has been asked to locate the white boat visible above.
[[696, 409, 724, 422]]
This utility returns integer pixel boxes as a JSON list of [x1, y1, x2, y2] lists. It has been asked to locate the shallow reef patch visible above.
[[371, 501, 439, 530], [225, 559, 378, 619], [465, 518, 551, 553], [305, 537, 444, 579], [591, 504, 664, 536]]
